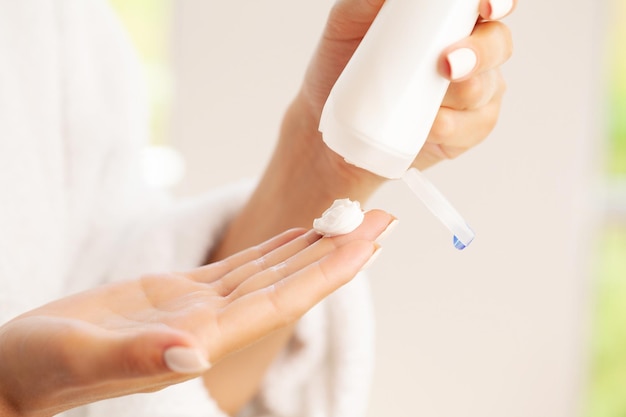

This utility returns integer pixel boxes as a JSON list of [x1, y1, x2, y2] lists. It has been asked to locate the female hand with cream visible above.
[[0, 209, 393, 417]]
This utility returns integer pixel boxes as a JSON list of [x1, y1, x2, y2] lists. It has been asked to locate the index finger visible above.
[[479, 0, 517, 21]]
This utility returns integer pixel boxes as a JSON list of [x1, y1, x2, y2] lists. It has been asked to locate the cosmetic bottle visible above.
[[320, 0, 480, 179]]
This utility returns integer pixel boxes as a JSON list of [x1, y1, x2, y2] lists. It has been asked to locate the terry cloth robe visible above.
[[0, 1, 375, 416]]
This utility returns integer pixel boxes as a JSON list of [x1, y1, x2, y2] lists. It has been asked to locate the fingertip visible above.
[[438, 54, 454, 80], [375, 217, 399, 243], [446, 48, 478, 81], [163, 346, 211, 374], [480, 0, 515, 21], [113, 330, 199, 378], [318, 207, 394, 245], [441, 18, 513, 84], [362, 208, 394, 225], [359, 244, 383, 272], [354, 209, 397, 240]]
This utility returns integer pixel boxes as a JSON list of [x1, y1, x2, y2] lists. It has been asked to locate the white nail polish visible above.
[[360, 246, 383, 272], [376, 218, 399, 243], [447, 48, 477, 80], [164, 347, 211, 374], [488, 0, 513, 20]]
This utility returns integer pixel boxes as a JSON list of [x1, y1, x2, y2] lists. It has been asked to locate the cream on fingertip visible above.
[[447, 47, 477, 80], [164, 347, 211, 374], [488, 0, 513, 20], [313, 199, 364, 237]]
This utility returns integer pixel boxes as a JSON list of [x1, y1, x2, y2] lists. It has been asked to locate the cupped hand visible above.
[[286, 0, 515, 195], [0, 210, 394, 417]]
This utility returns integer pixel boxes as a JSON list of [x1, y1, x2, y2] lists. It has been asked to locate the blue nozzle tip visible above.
[[453, 235, 467, 250]]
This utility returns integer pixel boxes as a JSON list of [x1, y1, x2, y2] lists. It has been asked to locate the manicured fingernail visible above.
[[164, 347, 211, 374], [488, 0, 513, 20], [447, 48, 477, 80], [360, 245, 382, 272], [376, 217, 399, 243]]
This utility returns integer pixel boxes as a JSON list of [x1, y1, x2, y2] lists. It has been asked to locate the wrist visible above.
[[276, 93, 384, 203], [256, 95, 383, 223], [209, 93, 383, 260]]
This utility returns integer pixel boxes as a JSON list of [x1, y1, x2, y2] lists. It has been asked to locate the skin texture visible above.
[[0, 0, 516, 415]]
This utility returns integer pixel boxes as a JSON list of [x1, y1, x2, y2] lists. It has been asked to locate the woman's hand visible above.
[[0, 210, 394, 417], [283, 0, 516, 198]]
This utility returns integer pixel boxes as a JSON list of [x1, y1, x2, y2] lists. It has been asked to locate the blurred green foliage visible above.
[[585, 1, 626, 416], [609, 93, 626, 175], [586, 228, 626, 417], [109, 0, 173, 145], [607, 0, 626, 175]]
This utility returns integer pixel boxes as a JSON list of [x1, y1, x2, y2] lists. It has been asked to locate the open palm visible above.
[[0, 209, 392, 417]]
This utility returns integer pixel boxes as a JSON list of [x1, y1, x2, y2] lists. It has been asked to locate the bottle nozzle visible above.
[[402, 167, 475, 250]]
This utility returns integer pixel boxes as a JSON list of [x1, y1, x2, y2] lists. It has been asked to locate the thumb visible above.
[[88, 329, 210, 380]]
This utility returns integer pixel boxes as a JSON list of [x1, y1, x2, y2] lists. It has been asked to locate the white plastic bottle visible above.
[[319, 0, 480, 179], [319, 0, 480, 249]]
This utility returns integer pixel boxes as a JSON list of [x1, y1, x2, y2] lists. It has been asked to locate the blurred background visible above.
[[110, 0, 625, 416]]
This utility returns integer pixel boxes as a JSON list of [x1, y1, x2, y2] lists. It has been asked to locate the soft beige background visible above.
[[169, 1, 605, 416]]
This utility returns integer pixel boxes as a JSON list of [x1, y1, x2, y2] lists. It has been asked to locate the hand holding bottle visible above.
[[278, 0, 516, 200]]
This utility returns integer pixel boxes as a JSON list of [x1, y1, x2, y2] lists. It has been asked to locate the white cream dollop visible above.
[[312, 198, 364, 237]]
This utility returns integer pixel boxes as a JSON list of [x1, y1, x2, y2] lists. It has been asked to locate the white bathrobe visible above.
[[0, 1, 375, 416]]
